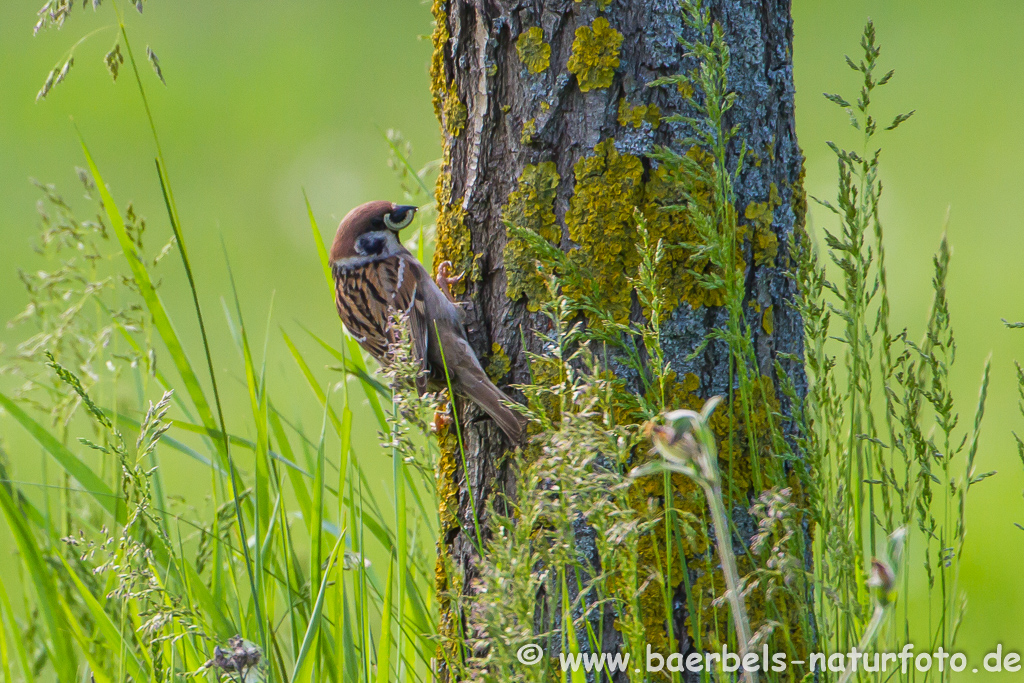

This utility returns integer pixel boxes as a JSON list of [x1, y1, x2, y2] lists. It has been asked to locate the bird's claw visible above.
[[430, 401, 455, 434], [436, 261, 465, 303]]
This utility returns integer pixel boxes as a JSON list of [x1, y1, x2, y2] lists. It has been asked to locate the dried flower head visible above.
[[205, 635, 262, 680]]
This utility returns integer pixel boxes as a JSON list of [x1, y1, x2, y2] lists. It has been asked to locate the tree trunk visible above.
[[429, 0, 806, 675]]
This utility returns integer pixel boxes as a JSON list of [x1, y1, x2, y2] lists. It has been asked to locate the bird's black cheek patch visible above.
[[355, 233, 386, 255]]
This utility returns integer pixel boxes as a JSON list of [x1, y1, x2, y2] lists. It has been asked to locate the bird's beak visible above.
[[394, 204, 418, 219]]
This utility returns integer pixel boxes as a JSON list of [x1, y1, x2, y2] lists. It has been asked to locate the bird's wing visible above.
[[380, 253, 431, 393], [335, 265, 390, 360], [334, 253, 426, 364]]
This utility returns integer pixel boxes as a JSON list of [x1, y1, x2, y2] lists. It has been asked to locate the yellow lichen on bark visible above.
[[503, 161, 561, 310], [430, 0, 474, 291], [429, 0, 447, 121], [504, 141, 753, 321], [430, 4, 470, 664], [430, 0, 464, 135], [567, 17, 623, 92], [789, 164, 809, 267], [432, 160, 476, 291], [640, 149, 739, 312], [526, 355, 564, 425], [745, 182, 782, 267], [433, 201, 475, 292], [433, 417, 462, 665], [612, 371, 708, 666], [565, 139, 644, 324], [618, 99, 662, 128], [486, 342, 512, 381], [443, 98, 468, 138], [516, 26, 551, 74], [436, 427, 461, 534], [520, 117, 537, 145]]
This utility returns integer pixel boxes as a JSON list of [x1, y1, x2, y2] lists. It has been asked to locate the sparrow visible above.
[[330, 200, 526, 442]]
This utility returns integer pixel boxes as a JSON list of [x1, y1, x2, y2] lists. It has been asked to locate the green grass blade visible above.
[[306, 190, 335, 286], [334, 510, 349, 683], [561, 574, 587, 683], [58, 595, 115, 683], [276, 480, 306, 659], [300, 324, 391, 400], [161, 416, 307, 476], [357, 479, 373, 683], [291, 534, 344, 681], [281, 331, 372, 484], [0, 592, 11, 683], [223, 253, 273, 637], [156, 151, 265, 645], [282, 329, 335, 414], [78, 138, 221, 455], [345, 335, 390, 433], [334, 401, 354, 680], [376, 556, 396, 683], [0, 573, 32, 683], [180, 548, 235, 637], [0, 391, 120, 521], [392, 399, 409, 682], [55, 553, 147, 681], [337, 399, 353, 545], [0, 484, 77, 682], [269, 408, 314, 520], [342, 588, 359, 683], [311, 398, 329, 616]]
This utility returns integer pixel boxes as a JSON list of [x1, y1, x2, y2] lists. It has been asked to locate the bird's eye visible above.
[[383, 205, 416, 231]]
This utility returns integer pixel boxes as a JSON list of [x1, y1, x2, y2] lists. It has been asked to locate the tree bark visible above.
[[430, 0, 806, 674]]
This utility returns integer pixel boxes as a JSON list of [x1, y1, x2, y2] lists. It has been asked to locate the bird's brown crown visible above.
[[330, 201, 417, 262]]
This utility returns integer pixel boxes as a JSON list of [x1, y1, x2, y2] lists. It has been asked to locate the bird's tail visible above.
[[453, 357, 527, 443], [471, 381, 527, 443]]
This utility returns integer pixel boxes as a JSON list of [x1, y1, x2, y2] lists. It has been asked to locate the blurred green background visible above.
[[0, 0, 1021, 677]]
